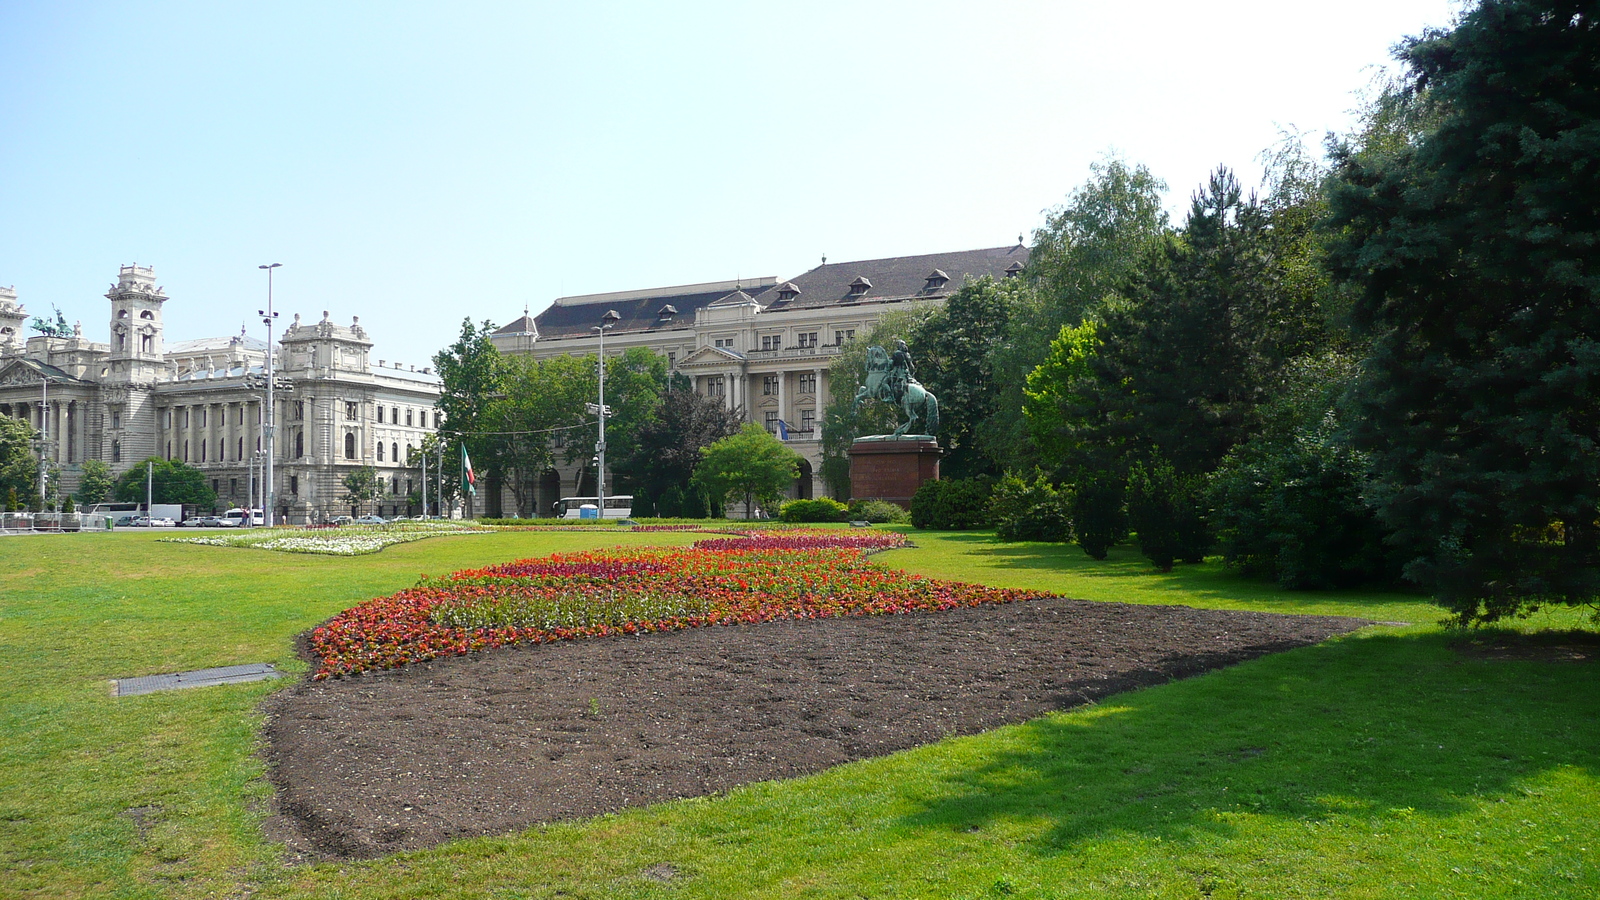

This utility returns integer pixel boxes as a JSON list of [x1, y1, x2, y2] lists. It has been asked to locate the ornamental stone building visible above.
[[489, 244, 1028, 513], [0, 265, 441, 521]]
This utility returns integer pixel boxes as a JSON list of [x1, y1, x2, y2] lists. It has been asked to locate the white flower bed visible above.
[[162, 522, 490, 556]]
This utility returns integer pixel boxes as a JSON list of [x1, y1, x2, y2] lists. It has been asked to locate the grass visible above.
[[0, 526, 1595, 899]]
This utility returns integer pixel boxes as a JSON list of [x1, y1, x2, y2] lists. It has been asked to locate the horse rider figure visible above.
[[887, 339, 915, 404]]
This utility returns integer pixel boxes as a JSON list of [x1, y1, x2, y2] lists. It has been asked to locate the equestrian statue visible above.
[[851, 339, 940, 438]]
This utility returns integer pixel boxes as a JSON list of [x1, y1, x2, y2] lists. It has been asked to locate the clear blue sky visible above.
[[1, 0, 1461, 368]]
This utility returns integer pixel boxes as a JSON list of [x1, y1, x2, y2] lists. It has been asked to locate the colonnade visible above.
[[162, 399, 269, 465], [0, 399, 89, 463]]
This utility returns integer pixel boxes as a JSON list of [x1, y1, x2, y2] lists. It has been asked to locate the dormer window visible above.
[[924, 269, 949, 291], [847, 276, 872, 298], [775, 281, 801, 302], [1005, 261, 1025, 278], [658, 304, 678, 320]]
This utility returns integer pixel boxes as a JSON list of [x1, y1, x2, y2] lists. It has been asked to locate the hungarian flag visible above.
[[461, 446, 477, 497]]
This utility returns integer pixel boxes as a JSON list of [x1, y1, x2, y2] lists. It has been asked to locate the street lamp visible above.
[[591, 309, 620, 519], [258, 263, 281, 527]]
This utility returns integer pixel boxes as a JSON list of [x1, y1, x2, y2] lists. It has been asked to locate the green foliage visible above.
[[1126, 459, 1210, 572], [847, 498, 910, 524], [60, 494, 74, 515], [111, 457, 216, 507], [909, 276, 1021, 478], [821, 307, 935, 495], [1208, 354, 1396, 589], [615, 384, 742, 507], [0, 416, 37, 502], [778, 498, 849, 523], [909, 476, 995, 530], [341, 467, 384, 514], [1325, 0, 1600, 623], [692, 423, 802, 518], [433, 318, 507, 511], [989, 471, 1071, 543], [74, 458, 114, 505], [1068, 471, 1127, 560], [1023, 320, 1101, 472]]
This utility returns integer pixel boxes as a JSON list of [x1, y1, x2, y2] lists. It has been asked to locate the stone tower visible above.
[[106, 264, 167, 383], [0, 285, 25, 353]]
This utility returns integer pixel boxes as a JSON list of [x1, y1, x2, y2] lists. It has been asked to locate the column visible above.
[[777, 370, 787, 438]]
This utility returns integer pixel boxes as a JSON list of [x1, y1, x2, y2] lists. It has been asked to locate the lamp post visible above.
[[35, 372, 53, 506], [258, 263, 281, 527], [590, 309, 620, 519]]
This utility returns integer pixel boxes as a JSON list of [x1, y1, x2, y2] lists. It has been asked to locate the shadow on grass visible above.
[[896, 630, 1600, 853]]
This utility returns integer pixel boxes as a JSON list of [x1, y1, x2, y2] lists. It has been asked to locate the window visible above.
[[183, 440, 189, 461], [213, 479, 219, 493], [140, 334, 152, 353], [799, 373, 816, 394], [346, 433, 357, 460], [405, 409, 413, 427], [230, 478, 237, 495], [406, 443, 414, 459], [765, 411, 780, 434], [763, 375, 779, 395], [237, 437, 243, 459], [290, 475, 299, 494], [391, 406, 399, 423], [391, 477, 400, 496], [235, 406, 244, 425], [714, 338, 734, 349], [140, 310, 154, 320], [200, 441, 206, 463], [116, 333, 126, 351], [294, 431, 304, 458], [294, 401, 304, 421], [391, 442, 399, 464], [835, 329, 855, 345], [705, 375, 725, 398], [345, 401, 358, 420], [113, 440, 122, 463], [761, 335, 780, 351], [667, 352, 676, 368], [199, 408, 207, 427], [377, 441, 385, 462], [433, 411, 440, 428], [182, 409, 190, 428], [801, 409, 816, 433], [376, 406, 384, 424], [111, 411, 121, 429], [797, 332, 818, 348]]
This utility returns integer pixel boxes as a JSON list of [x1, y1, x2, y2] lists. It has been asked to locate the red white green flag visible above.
[[461, 446, 477, 497]]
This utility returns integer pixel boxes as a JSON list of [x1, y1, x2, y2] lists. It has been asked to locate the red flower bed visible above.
[[308, 532, 1038, 679]]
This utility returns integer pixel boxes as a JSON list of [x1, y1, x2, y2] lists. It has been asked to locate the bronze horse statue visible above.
[[851, 345, 940, 438]]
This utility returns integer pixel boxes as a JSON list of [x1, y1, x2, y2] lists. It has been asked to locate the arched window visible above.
[[344, 433, 356, 460], [376, 441, 385, 462], [391, 442, 399, 464]]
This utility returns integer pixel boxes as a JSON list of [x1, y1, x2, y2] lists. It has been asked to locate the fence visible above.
[[0, 512, 113, 534]]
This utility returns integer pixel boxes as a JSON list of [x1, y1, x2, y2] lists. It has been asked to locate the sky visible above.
[[1, 0, 1463, 369]]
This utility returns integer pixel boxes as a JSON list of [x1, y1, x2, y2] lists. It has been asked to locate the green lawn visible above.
[[1, 527, 1595, 899]]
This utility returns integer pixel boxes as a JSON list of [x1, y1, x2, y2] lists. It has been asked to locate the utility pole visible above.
[[258, 264, 281, 527], [421, 448, 427, 518], [590, 309, 620, 518]]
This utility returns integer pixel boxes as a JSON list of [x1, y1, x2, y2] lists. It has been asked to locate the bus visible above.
[[553, 496, 633, 520]]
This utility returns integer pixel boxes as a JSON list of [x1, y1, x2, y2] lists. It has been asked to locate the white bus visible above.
[[553, 496, 633, 520]]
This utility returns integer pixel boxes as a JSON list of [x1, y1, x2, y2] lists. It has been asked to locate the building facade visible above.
[[0, 265, 441, 521], [489, 245, 1028, 513]]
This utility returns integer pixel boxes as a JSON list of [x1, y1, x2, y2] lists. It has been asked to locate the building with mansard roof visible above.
[[0, 265, 441, 521], [489, 244, 1029, 513]]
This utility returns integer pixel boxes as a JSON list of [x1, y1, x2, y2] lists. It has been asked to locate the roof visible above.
[[758, 244, 1030, 311], [0, 357, 89, 385], [528, 283, 771, 340], [166, 335, 268, 355]]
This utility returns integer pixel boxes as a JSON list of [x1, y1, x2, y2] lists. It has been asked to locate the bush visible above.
[[1067, 472, 1125, 560], [1210, 434, 1397, 589], [910, 476, 995, 530], [990, 472, 1071, 542], [847, 498, 910, 524], [779, 498, 849, 522], [1126, 460, 1209, 572]]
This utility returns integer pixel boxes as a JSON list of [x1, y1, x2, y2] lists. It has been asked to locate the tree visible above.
[[820, 307, 934, 496], [0, 417, 36, 505], [615, 384, 742, 509], [433, 319, 507, 516], [693, 423, 802, 518], [75, 458, 114, 506], [342, 467, 384, 516], [1325, 0, 1600, 623], [112, 458, 216, 507], [910, 276, 1021, 479]]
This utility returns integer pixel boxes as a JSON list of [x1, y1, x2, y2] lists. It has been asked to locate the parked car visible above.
[[148, 517, 176, 527], [178, 516, 213, 528], [354, 515, 387, 525], [329, 516, 354, 526]]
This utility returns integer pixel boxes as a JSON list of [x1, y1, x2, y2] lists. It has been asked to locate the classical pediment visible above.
[[0, 358, 90, 390], [675, 346, 745, 369]]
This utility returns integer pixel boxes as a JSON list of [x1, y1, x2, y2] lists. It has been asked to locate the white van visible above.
[[220, 507, 265, 527]]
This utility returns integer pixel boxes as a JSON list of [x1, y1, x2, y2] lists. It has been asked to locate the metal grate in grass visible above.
[[112, 663, 283, 697]]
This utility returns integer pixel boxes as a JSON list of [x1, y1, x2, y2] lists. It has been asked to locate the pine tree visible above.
[[1326, 0, 1600, 622]]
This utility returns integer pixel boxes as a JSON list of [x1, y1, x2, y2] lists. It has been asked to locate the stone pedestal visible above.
[[848, 437, 941, 509]]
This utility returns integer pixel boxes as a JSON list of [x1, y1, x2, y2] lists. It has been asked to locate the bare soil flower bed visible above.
[[263, 597, 1368, 860]]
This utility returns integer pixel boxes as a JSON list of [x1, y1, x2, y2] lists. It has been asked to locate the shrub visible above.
[[910, 476, 995, 530], [990, 472, 1071, 542], [847, 498, 910, 524], [61, 495, 75, 515], [1067, 472, 1125, 560], [1126, 460, 1209, 572], [779, 498, 849, 522]]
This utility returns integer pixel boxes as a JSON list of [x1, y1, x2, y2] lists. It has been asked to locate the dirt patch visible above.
[[261, 598, 1367, 860]]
